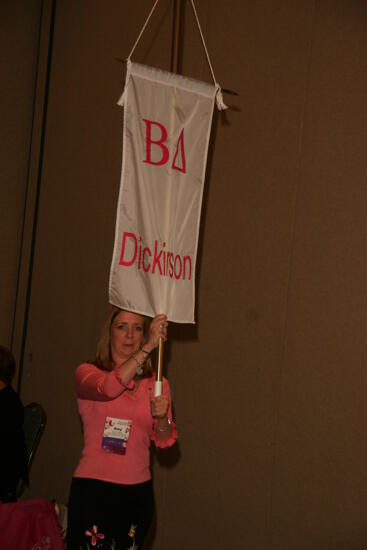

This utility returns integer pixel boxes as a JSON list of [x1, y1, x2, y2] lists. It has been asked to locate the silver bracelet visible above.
[[131, 353, 144, 375], [157, 418, 172, 432]]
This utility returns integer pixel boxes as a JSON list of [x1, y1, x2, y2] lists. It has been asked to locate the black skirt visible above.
[[66, 477, 154, 549]]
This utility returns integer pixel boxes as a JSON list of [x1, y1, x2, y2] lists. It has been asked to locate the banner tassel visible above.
[[117, 60, 131, 107], [117, 90, 126, 107], [215, 85, 228, 111]]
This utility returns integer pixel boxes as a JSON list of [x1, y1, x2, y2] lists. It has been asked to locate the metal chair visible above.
[[23, 402, 47, 470], [17, 402, 47, 497]]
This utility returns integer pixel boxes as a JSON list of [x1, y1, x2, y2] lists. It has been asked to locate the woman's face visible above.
[[110, 310, 145, 364]]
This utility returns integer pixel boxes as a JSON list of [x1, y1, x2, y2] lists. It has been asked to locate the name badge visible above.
[[101, 416, 132, 455]]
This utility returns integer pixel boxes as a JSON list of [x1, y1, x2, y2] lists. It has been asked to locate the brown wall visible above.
[[0, 1, 42, 349], [3, 1, 367, 548]]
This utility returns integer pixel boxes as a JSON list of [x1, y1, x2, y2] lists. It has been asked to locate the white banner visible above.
[[109, 62, 216, 323]]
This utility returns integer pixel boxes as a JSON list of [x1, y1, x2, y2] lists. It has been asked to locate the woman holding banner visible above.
[[67, 307, 177, 549]]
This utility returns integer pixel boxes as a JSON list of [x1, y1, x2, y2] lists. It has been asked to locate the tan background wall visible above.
[[2, 1, 367, 548], [0, 1, 42, 349]]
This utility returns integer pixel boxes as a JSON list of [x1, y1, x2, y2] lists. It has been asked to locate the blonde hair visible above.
[[94, 305, 153, 378]]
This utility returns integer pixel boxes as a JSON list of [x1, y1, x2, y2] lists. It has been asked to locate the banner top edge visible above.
[[128, 61, 217, 99]]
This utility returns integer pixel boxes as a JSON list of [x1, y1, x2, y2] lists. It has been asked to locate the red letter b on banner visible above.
[[143, 119, 169, 166]]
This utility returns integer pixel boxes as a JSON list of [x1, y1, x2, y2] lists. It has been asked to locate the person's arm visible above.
[[75, 364, 129, 400], [151, 378, 178, 448]]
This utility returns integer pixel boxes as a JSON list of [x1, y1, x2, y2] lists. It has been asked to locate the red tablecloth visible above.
[[0, 499, 65, 549]]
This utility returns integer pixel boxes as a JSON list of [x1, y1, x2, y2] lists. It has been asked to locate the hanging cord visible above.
[[118, 0, 160, 105], [189, 0, 227, 110], [121, 0, 228, 110], [127, 0, 161, 61], [189, 0, 216, 86]]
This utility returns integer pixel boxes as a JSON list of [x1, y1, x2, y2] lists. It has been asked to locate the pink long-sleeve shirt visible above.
[[73, 363, 177, 485]]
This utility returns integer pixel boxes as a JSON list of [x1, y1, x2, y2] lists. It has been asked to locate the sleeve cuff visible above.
[[113, 367, 135, 390], [151, 420, 178, 448]]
